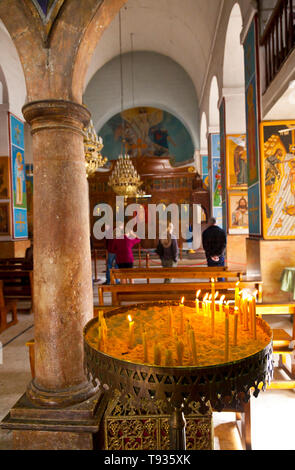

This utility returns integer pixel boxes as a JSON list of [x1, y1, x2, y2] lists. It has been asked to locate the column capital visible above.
[[22, 99, 91, 136]]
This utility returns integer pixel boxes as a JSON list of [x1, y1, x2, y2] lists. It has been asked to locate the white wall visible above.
[[83, 51, 200, 150]]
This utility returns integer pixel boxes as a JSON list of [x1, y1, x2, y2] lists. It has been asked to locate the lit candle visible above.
[[168, 306, 173, 336], [234, 307, 238, 346], [179, 297, 185, 335], [128, 315, 135, 349], [211, 278, 215, 300], [154, 342, 161, 365], [202, 293, 208, 315], [224, 302, 230, 318], [189, 329, 197, 364], [225, 309, 229, 362], [219, 295, 225, 316], [165, 349, 173, 366], [195, 290, 201, 315], [142, 331, 148, 362], [235, 282, 240, 307], [176, 340, 184, 366]]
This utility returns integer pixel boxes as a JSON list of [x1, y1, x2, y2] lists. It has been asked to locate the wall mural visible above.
[[209, 134, 223, 227], [8, 113, 28, 239], [98, 107, 195, 164], [226, 135, 247, 188], [243, 16, 261, 236], [261, 121, 295, 239]]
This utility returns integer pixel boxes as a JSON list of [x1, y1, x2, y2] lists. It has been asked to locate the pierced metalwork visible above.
[[84, 301, 273, 449]]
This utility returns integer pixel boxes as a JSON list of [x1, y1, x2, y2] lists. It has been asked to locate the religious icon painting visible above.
[[260, 120, 295, 239], [0, 202, 10, 235], [226, 135, 248, 189], [8, 113, 29, 239], [0, 157, 10, 199], [228, 192, 249, 234]]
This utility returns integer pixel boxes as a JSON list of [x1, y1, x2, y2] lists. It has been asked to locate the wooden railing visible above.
[[261, 0, 295, 88]]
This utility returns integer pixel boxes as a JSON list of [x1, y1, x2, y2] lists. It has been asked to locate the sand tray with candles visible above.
[[85, 301, 272, 368]]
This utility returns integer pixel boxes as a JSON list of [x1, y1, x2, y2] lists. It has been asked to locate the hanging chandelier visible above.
[[108, 10, 145, 199], [83, 120, 108, 177], [108, 153, 143, 197]]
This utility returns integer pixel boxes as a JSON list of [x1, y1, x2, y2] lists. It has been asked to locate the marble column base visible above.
[[1, 390, 107, 450]]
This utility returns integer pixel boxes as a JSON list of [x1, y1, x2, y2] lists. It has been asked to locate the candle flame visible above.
[[234, 306, 239, 312], [220, 295, 225, 304], [209, 293, 212, 300], [236, 281, 240, 287], [196, 290, 201, 299], [180, 296, 185, 304], [127, 315, 132, 323], [211, 278, 215, 283], [215, 291, 219, 299], [203, 293, 209, 301]]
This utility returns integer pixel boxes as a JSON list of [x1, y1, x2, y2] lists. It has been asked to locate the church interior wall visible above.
[[83, 51, 200, 152]]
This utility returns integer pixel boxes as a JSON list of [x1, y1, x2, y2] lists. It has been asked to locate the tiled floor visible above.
[[0, 261, 294, 450]]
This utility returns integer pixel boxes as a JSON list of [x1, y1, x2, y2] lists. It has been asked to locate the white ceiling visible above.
[[84, 0, 223, 101]]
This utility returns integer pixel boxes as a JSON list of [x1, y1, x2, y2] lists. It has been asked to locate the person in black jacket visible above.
[[156, 222, 179, 283], [202, 217, 226, 267]]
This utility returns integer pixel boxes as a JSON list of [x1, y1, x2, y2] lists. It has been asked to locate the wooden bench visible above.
[[0, 269, 33, 302], [256, 303, 295, 390], [98, 280, 263, 306], [110, 266, 245, 284], [0, 280, 18, 333]]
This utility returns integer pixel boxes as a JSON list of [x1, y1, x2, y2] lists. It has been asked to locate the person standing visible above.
[[156, 222, 179, 283], [112, 229, 141, 269], [202, 217, 226, 267]]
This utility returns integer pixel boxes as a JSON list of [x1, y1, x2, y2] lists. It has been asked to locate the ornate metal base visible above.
[[103, 393, 213, 451]]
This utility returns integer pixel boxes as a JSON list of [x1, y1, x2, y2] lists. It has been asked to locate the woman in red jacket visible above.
[[112, 229, 140, 269]]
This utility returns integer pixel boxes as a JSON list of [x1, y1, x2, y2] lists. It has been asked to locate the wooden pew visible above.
[[0, 270, 32, 301], [99, 280, 263, 306], [110, 266, 245, 284], [0, 280, 17, 332]]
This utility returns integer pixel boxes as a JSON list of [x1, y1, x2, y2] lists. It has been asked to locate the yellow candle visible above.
[[179, 297, 185, 335], [225, 311, 229, 362], [195, 290, 201, 315], [235, 282, 240, 307], [128, 315, 135, 349], [142, 331, 148, 362], [154, 342, 161, 365], [165, 349, 173, 366], [98, 326, 103, 351], [224, 302, 230, 318], [219, 295, 225, 315], [189, 329, 197, 364], [168, 306, 173, 336], [211, 278, 215, 299], [252, 296, 257, 339], [234, 307, 238, 346], [176, 340, 184, 366], [243, 297, 249, 331], [202, 293, 208, 315]]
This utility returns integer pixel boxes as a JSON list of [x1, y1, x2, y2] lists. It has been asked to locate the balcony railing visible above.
[[261, 0, 295, 88]]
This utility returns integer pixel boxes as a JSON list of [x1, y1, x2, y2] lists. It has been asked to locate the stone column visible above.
[[22, 100, 97, 407]]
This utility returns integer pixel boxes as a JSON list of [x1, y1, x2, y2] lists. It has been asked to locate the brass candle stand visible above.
[[83, 301, 273, 450]]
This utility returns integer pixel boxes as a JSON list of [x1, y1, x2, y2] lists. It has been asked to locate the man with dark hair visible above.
[[202, 217, 226, 267]]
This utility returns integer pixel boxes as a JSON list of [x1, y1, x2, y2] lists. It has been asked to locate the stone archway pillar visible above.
[[1, 100, 103, 450], [21, 100, 97, 406]]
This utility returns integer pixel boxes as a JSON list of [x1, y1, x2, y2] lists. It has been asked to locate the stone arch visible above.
[[223, 2, 245, 89], [208, 76, 219, 130]]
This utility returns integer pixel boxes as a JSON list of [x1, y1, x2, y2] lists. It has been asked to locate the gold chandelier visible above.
[[108, 153, 143, 197], [83, 120, 108, 177]]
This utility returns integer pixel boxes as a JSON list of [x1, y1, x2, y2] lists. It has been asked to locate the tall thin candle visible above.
[[225, 310, 229, 362], [128, 315, 135, 349]]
